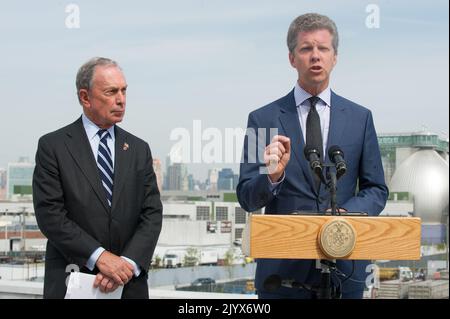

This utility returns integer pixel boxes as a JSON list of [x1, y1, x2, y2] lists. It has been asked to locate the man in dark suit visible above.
[[237, 13, 388, 299], [33, 57, 163, 299]]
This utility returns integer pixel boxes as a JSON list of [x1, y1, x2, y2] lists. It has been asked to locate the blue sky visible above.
[[0, 0, 448, 179]]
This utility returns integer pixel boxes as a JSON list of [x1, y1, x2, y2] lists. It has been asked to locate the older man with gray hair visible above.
[[33, 57, 163, 298], [237, 13, 388, 299]]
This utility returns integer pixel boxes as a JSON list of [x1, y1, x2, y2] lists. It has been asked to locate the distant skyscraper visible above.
[[164, 155, 171, 190], [0, 168, 6, 200], [166, 163, 181, 190], [7, 158, 35, 199], [166, 163, 189, 191], [164, 149, 190, 191], [207, 168, 219, 191], [152, 158, 163, 193], [181, 165, 189, 192], [218, 168, 235, 190], [188, 174, 195, 191]]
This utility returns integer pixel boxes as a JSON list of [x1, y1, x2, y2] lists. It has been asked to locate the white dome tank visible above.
[[390, 149, 449, 223]]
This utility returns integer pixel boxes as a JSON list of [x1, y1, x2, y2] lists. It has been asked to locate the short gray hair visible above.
[[76, 57, 120, 103], [287, 13, 339, 54]]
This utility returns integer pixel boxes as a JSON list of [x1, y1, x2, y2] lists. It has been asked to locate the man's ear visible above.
[[79, 89, 90, 108], [333, 53, 338, 67], [288, 52, 296, 68]]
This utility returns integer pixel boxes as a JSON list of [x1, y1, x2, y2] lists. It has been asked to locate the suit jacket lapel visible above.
[[111, 125, 132, 212], [64, 117, 110, 214], [325, 91, 347, 164], [278, 90, 317, 194]]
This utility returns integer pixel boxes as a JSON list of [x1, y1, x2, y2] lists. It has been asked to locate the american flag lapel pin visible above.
[[123, 142, 129, 151]]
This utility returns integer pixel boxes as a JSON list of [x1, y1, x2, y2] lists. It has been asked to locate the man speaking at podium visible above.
[[237, 13, 388, 299]]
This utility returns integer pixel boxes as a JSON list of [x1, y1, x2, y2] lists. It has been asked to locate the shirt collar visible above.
[[81, 113, 115, 141], [294, 82, 331, 108]]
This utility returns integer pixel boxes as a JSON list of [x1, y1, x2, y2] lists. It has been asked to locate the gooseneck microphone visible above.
[[303, 145, 323, 179], [327, 145, 347, 179]]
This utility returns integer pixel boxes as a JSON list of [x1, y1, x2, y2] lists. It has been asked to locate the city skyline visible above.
[[1, 0, 448, 180]]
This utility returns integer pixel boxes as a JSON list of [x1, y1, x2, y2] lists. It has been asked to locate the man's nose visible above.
[[116, 92, 125, 106], [310, 46, 320, 62]]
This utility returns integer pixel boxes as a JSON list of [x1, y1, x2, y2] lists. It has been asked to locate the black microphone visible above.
[[303, 145, 323, 178], [328, 145, 347, 179], [263, 275, 304, 292]]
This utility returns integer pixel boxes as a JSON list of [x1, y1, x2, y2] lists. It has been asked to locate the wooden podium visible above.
[[244, 214, 421, 260]]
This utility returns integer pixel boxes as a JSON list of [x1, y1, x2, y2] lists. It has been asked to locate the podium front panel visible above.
[[249, 215, 421, 260]]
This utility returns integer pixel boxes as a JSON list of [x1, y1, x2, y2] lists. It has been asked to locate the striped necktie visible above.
[[97, 129, 114, 207]]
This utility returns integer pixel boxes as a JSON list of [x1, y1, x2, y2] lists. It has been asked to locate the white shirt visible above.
[[294, 82, 331, 157]]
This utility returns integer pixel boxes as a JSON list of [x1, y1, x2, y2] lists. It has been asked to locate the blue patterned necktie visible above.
[[97, 129, 114, 206]]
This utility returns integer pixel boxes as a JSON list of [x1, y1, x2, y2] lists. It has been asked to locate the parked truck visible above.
[[199, 250, 218, 266], [162, 250, 186, 268]]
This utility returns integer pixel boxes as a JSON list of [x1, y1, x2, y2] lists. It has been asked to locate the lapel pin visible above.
[[123, 142, 129, 151]]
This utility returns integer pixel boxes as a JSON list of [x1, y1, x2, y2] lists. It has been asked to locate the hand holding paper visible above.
[[65, 272, 124, 299]]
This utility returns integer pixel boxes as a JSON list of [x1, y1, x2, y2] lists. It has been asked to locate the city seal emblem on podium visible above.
[[318, 218, 357, 259]]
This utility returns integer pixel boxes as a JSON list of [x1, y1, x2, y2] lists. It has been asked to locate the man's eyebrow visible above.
[[300, 41, 328, 46], [104, 85, 127, 90], [103, 86, 118, 91]]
